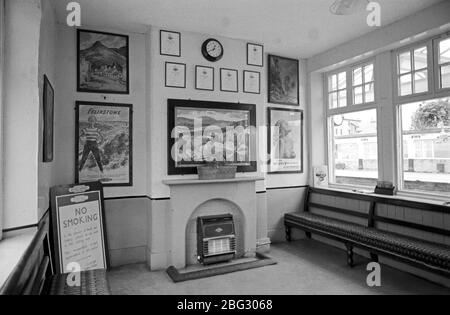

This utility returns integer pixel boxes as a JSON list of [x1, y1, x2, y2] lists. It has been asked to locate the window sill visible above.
[[0, 230, 37, 291], [320, 185, 450, 207]]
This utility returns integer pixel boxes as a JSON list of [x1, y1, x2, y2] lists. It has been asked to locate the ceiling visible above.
[[51, 0, 444, 58]]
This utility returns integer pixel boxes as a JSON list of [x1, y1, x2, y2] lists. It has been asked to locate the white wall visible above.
[[3, 0, 42, 229], [54, 24, 148, 199]]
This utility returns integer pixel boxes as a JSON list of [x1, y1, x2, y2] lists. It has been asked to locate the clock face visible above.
[[202, 39, 224, 62]]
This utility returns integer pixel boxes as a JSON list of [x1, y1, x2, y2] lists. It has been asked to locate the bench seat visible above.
[[285, 212, 450, 271], [45, 269, 111, 295]]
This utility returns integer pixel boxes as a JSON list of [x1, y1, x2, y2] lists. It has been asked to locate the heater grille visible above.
[[197, 214, 236, 265]]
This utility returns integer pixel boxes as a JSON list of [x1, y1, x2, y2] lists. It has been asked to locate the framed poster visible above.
[[75, 101, 133, 187], [220, 68, 238, 92], [50, 182, 109, 274], [195, 66, 214, 91], [43, 75, 54, 162], [268, 108, 303, 174], [77, 29, 129, 94], [247, 43, 264, 67], [165, 62, 186, 88], [268, 55, 299, 105], [160, 30, 181, 57], [243, 70, 261, 94], [168, 99, 257, 175]]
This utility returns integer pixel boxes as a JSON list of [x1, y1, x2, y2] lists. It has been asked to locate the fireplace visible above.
[[197, 214, 236, 265]]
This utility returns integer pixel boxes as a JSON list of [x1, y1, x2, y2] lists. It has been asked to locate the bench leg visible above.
[[305, 232, 312, 239], [285, 226, 292, 242], [346, 244, 354, 268], [370, 253, 379, 263]]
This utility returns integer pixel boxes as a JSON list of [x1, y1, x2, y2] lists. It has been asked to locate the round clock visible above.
[[201, 38, 224, 62]]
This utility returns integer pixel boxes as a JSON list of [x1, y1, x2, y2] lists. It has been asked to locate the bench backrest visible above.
[[305, 187, 450, 242], [0, 213, 53, 295]]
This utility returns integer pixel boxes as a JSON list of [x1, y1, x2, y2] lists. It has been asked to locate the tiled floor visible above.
[[108, 240, 450, 295]]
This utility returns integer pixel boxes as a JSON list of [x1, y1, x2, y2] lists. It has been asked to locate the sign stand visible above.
[[50, 181, 109, 274]]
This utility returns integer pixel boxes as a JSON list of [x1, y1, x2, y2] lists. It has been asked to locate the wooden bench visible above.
[[0, 212, 111, 295], [284, 187, 450, 277]]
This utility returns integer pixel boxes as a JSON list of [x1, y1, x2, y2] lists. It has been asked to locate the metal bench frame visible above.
[[285, 187, 450, 278]]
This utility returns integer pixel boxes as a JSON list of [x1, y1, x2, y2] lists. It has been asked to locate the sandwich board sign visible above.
[[50, 181, 109, 274]]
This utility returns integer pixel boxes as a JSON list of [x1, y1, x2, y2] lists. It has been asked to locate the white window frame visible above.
[[324, 59, 379, 189], [394, 33, 450, 201]]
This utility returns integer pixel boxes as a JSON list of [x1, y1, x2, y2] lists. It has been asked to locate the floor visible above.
[[108, 240, 450, 295]]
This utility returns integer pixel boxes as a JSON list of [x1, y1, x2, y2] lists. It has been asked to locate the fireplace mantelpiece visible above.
[[161, 177, 265, 269]]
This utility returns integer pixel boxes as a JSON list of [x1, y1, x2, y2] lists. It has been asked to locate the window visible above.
[[397, 45, 429, 96], [398, 97, 450, 196], [326, 61, 378, 188], [437, 36, 450, 90]]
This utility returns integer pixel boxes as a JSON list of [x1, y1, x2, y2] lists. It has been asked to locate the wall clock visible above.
[[201, 38, 224, 62]]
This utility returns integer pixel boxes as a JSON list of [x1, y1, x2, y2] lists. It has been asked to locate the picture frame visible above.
[[195, 65, 214, 91], [220, 68, 238, 93], [268, 55, 299, 106], [168, 99, 257, 175], [267, 107, 303, 174], [75, 101, 133, 187], [247, 43, 264, 67], [43, 75, 54, 162], [243, 70, 261, 94], [165, 62, 186, 88], [77, 29, 130, 94], [160, 30, 181, 57]]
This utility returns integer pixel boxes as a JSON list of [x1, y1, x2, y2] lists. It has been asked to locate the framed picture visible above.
[[220, 68, 238, 92], [160, 30, 181, 57], [75, 101, 133, 187], [168, 99, 257, 175], [77, 29, 129, 94], [195, 66, 214, 91], [268, 108, 303, 174], [243, 70, 261, 94], [268, 55, 299, 106], [247, 43, 264, 67], [43, 75, 54, 163], [165, 62, 186, 88]]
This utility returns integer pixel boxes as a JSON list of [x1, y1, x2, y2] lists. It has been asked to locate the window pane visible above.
[[353, 86, 363, 104], [413, 70, 428, 94], [364, 64, 374, 83], [364, 83, 374, 103], [439, 37, 450, 64], [329, 92, 338, 109], [330, 109, 378, 187], [413, 47, 427, 70], [399, 74, 412, 96], [399, 51, 411, 74], [338, 72, 346, 90], [353, 67, 362, 86], [399, 97, 450, 195], [338, 90, 347, 108], [441, 65, 450, 89], [329, 74, 337, 92]]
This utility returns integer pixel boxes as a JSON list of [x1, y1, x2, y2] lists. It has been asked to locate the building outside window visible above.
[[396, 34, 450, 197], [326, 61, 378, 187]]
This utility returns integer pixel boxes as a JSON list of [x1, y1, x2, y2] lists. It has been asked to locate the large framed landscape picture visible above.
[[77, 29, 129, 94], [268, 55, 299, 105], [168, 99, 257, 175], [75, 101, 133, 186], [268, 108, 303, 174]]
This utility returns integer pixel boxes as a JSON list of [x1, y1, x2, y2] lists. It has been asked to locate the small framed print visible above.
[[220, 68, 238, 93], [165, 62, 186, 88], [247, 43, 264, 67], [195, 66, 214, 91], [243, 70, 261, 94], [160, 30, 181, 57]]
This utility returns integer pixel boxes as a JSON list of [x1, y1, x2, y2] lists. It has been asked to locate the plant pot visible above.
[[197, 165, 237, 180]]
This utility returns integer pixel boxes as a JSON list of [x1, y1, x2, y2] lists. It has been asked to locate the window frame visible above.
[[324, 59, 379, 189], [394, 33, 450, 200]]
